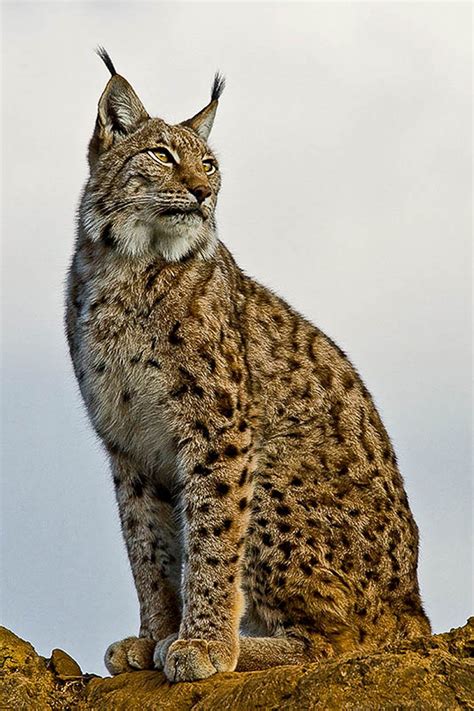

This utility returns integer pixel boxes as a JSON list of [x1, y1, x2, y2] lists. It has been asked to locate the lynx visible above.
[[65, 49, 431, 683]]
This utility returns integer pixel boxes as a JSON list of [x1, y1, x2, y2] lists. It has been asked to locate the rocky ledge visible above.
[[0, 620, 473, 710]]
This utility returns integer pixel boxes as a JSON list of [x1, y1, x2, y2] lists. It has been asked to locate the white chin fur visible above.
[[151, 214, 205, 261], [87, 212, 217, 262]]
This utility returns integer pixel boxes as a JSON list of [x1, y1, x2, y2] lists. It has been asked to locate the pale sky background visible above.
[[1, 1, 472, 676]]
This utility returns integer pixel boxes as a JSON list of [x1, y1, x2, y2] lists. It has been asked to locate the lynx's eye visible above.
[[202, 159, 216, 175], [147, 147, 175, 166]]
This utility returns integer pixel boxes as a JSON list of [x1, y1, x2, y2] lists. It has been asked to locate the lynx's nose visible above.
[[189, 184, 211, 204]]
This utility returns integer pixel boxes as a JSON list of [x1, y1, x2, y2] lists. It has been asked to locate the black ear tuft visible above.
[[96, 46, 118, 77], [211, 72, 226, 102]]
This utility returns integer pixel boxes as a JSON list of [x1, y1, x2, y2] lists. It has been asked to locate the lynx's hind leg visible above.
[[236, 630, 335, 672]]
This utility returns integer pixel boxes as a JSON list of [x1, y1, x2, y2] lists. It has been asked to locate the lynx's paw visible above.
[[163, 638, 237, 682], [104, 636, 156, 675]]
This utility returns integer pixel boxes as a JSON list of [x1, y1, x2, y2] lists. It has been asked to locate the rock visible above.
[[49, 648, 82, 678], [0, 620, 473, 710], [0, 627, 87, 710]]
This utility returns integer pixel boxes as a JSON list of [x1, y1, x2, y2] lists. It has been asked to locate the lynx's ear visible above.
[[181, 72, 225, 141], [88, 47, 149, 167]]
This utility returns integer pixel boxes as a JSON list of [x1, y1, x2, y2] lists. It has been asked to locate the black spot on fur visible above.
[[195, 421, 210, 439], [342, 372, 355, 390], [341, 556, 354, 573], [288, 358, 301, 372], [224, 444, 239, 458], [340, 532, 350, 547], [152, 483, 172, 503], [199, 351, 216, 372], [107, 441, 121, 456], [216, 481, 230, 497], [318, 364, 333, 389], [300, 562, 312, 576], [238, 497, 248, 511], [238, 419, 248, 432], [132, 474, 146, 498], [145, 270, 158, 291], [238, 468, 248, 487], [100, 223, 116, 248], [168, 321, 183, 345], [276, 504, 291, 517], [178, 366, 193, 380], [215, 389, 234, 418], [146, 358, 161, 369], [206, 450, 219, 465], [126, 515, 137, 532], [231, 368, 242, 384], [194, 463, 211, 476], [388, 576, 400, 591], [170, 384, 189, 398], [278, 541, 292, 558]]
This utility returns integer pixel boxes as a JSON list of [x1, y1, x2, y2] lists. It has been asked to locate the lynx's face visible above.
[[80, 50, 224, 261]]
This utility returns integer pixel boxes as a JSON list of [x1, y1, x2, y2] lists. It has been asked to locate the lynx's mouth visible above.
[[160, 206, 204, 219]]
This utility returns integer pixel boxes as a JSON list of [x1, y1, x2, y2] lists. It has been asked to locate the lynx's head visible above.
[[80, 48, 224, 261]]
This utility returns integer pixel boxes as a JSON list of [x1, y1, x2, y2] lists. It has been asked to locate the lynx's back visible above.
[[66, 50, 430, 683]]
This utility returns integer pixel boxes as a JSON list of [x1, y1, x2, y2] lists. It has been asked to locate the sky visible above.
[[1, 1, 472, 676]]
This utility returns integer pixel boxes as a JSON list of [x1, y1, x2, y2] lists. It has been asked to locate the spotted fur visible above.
[[66, 53, 431, 683]]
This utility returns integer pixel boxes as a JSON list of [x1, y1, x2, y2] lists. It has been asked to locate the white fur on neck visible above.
[[83, 210, 216, 263], [151, 217, 217, 261]]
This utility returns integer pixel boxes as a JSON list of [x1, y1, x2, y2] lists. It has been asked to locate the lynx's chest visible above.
[[69, 256, 193, 466], [78, 299, 173, 465]]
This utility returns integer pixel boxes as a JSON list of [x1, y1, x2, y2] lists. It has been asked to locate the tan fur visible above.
[[65, 58, 431, 683]]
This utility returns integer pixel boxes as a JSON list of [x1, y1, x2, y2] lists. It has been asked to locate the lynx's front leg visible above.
[[105, 450, 182, 675], [161, 429, 253, 682]]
